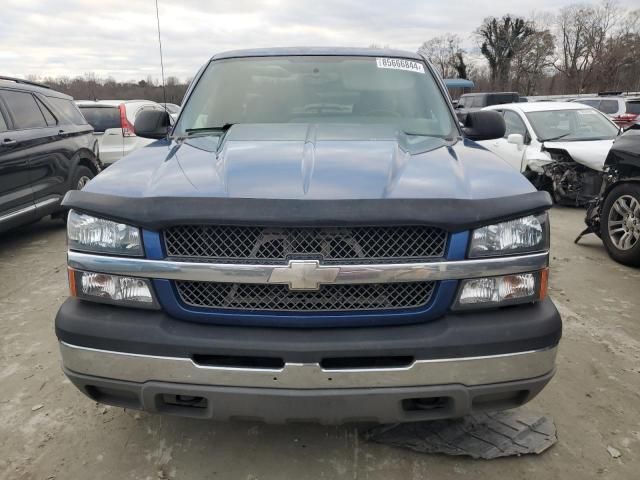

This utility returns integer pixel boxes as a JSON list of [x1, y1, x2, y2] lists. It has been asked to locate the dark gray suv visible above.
[[0, 77, 100, 233]]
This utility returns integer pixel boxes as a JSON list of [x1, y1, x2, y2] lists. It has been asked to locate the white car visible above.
[[76, 100, 170, 166], [478, 102, 620, 204]]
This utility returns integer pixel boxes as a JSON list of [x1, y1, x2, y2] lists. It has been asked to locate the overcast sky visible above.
[[0, 0, 634, 82]]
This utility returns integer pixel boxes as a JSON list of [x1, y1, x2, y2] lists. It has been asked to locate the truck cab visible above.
[[55, 48, 560, 424]]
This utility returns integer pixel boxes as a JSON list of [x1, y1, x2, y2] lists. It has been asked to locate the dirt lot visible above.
[[1, 207, 639, 480]]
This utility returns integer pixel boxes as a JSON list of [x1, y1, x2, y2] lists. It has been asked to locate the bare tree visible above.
[[587, 7, 640, 91], [477, 15, 536, 90], [418, 34, 463, 78], [512, 14, 556, 95], [555, 1, 621, 92], [452, 51, 469, 79]]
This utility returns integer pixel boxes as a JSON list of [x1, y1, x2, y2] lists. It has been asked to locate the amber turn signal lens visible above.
[[68, 268, 77, 297], [539, 268, 549, 300]]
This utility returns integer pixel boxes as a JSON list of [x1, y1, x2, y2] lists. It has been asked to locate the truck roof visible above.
[[211, 47, 424, 62]]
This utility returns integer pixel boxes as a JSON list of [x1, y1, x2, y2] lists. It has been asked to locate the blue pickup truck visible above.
[[55, 48, 561, 424]]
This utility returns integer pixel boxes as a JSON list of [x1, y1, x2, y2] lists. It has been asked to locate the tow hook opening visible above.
[[402, 396, 452, 412], [160, 394, 208, 409]]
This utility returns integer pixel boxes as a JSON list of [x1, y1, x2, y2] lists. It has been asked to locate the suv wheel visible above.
[[72, 166, 94, 191], [55, 166, 95, 223], [600, 183, 640, 266]]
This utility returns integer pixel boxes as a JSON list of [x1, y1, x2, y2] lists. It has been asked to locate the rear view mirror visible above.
[[462, 111, 506, 141], [134, 110, 171, 140]]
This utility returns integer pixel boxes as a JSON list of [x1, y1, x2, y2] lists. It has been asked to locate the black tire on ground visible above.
[[56, 166, 95, 223], [600, 182, 640, 267], [71, 166, 95, 191]]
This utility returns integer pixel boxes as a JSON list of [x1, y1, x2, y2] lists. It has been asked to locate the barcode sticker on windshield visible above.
[[376, 58, 425, 74]]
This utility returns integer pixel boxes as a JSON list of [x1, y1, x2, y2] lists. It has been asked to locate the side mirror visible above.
[[462, 110, 506, 141], [134, 110, 171, 139], [507, 133, 525, 147]]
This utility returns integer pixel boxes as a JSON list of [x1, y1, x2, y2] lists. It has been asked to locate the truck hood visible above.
[[544, 139, 614, 171], [87, 124, 535, 201]]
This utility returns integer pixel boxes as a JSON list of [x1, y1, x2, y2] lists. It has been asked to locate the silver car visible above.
[[76, 100, 169, 166]]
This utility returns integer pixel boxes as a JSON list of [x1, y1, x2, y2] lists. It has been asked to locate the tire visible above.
[[56, 166, 95, 223], [72, 165, 94, 191], [600, 183, 640, 267]]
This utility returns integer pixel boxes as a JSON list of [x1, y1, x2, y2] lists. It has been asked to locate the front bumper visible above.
[[63, 367, 555, 425], [56, 298, 561, 423]]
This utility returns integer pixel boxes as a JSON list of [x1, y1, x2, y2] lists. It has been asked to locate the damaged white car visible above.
[[479, 102, 620, 204]]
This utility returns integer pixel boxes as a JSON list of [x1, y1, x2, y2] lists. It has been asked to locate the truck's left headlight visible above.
[[469, 213, 549, 258], [453, 270, 548, 310], [67, 210, 143, 256]]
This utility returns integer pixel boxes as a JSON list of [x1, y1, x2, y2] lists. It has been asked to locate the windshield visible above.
[[526, 108, 619, 142], [175, 56, 457, 138]]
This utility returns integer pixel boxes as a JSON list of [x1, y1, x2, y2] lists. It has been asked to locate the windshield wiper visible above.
[[184, 123, 235, 136], [541, 132, 571, 142]]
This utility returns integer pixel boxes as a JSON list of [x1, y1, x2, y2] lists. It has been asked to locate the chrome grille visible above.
[[164, 225, 447, 264], [175, 281, 436, 312]]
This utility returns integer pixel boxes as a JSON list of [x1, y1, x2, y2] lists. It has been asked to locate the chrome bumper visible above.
[[60, 342, 557, 390]]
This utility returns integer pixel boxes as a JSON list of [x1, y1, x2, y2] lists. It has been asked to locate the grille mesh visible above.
[[164, 225, 447, 264], [176, 281, 436, 312]]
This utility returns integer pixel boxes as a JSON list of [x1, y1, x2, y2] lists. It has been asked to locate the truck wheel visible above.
[[600, 183, 640, 267]]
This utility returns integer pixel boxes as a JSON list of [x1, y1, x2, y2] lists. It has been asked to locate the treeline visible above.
[[26, 0, 640, 99], [26, 73, 189, 104], [419, 0, 640, 95]]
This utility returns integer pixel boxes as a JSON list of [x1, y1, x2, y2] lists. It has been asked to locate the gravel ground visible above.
[[1, 207, 639, 480]]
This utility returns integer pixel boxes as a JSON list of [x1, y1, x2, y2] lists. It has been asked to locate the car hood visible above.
[[86, 123, 536, 200], [544, 139, 615, 171]]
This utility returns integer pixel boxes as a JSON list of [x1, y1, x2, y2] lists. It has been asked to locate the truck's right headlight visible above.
[[68, 269, 158, 309], [67, 210, 143, 256], [469, 213, 549, 258]]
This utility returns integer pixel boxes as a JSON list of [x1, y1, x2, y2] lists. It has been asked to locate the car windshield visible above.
[[175, 56, 457, 138], [526, 108, 619, 142]]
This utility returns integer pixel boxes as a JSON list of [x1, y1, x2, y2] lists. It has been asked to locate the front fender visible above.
[[525, 151, 553, 174]]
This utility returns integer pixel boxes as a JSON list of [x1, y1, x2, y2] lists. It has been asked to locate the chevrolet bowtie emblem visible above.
[[269, 260, 340, 290]]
